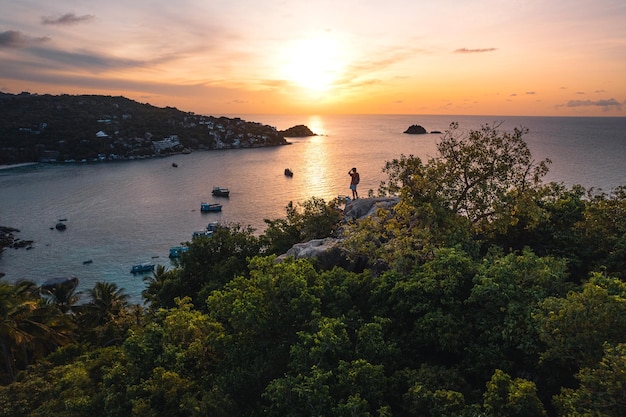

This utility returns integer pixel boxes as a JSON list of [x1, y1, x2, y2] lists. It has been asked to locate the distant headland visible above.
[[0, 92, 312, 165]]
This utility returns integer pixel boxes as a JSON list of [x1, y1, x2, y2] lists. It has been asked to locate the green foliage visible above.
[[263, 197, 342, 255], [579, 186, 626, 277], [206, 257, 324, 412], [431, 122, 550, 228], [75, 282, 131, 337], [466, 248, 572, 368], [0, 346, 124, 417], [554, 343, 626, 417], [483, 369, 546, 417], [143, 223, 262, 310], [380, 122, 550, 233], [535, 272, 626, 369], [370, 247, 477, 360], [0, 280, 74, 383]]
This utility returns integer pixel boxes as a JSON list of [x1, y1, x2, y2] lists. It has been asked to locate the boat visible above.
[[284, 168, 293, 177], [83, 259, 93, 264], [192, 229, 213, 238], [169, 246, 189, 258], [172, 162, 178, 167], [212, 186, 230, 197], [130, 262, 155, 274], [207, 221, 219, 232], [200, 202, 222, 212], [55, 222, 67, 231]]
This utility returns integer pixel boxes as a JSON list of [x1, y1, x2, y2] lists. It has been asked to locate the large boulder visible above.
[[403, 124, 428, 134], [343, 197, 400, 221], [275, 238, 359, 270]]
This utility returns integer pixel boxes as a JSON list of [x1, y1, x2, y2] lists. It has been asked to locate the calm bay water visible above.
[[1, 114, 625, 303]]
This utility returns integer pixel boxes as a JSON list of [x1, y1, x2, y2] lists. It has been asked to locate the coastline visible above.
[[0, 162, 39, 171]]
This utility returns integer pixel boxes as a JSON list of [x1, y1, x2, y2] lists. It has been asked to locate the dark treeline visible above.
[[1, 122, 625, 416]]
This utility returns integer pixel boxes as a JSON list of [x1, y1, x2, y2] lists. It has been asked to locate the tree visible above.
[[554, 343, 626, 417], [535, 272, 626, 369], [380, 122, 550, 234], [39, 276, 81, 314], [0, 280, 73, 383], [204, 257, 325, 414], [142, 223, 263, 310], [79, 282, 130, 328], [465, 248, 572, 380], [578, 186, 626, 277], [483, 369, 546, 417]]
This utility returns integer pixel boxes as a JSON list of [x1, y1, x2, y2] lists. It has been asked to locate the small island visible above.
[[279, 124, 317, 137], [403, 124, 428, 134]]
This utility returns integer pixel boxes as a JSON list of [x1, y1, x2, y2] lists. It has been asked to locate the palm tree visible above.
[[79, 282, 130, 328], [142, 264, 174, 309], [0, 280, 74, 383], [39, 276, 81, 314]]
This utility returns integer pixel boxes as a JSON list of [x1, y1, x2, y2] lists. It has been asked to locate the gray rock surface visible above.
[[343, 197, 400, 220]]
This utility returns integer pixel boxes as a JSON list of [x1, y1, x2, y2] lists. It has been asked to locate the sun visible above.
[[279, 35, 346, 93]]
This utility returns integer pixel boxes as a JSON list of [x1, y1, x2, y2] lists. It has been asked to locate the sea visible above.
[[1, 114, 625, 303]]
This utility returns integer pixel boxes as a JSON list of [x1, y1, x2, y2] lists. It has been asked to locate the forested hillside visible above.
[[1, 122, 625, 416], [0, 92, 288, 164]]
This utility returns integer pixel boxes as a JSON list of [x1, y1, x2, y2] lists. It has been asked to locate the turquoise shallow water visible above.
[[1, 114, 625, 303]]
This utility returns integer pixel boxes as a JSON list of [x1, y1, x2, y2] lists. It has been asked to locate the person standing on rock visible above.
[[348, 167, 360, 199]]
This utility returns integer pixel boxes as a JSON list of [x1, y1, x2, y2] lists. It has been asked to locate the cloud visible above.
[[0, 30, 50, 48], [526, 91, 536, 95], [27, 47, 143, 71], [566, 98, 622, 111], [41, 13, 95, 26], [453, 47, 497, 53]]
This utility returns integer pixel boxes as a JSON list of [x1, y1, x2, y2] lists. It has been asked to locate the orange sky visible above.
[[1, 0, 625, 117]]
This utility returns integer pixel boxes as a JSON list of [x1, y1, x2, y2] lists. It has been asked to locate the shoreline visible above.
[[0, 162, 39, 171]]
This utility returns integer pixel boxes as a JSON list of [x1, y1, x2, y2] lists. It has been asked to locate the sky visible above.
[[1, 0, 625, 117]]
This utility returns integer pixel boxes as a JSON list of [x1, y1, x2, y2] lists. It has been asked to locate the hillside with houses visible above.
[[0, 92, 289, 165]]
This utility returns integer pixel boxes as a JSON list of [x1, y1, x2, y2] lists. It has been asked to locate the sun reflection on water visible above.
[[306, 115, 326, 137]]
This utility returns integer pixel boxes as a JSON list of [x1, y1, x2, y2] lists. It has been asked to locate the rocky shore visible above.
[[0, 226, 34, 278]]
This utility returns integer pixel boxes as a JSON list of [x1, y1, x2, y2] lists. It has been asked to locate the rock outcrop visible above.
[[0, 226, 33, 253], [276, 238, 352, 269], [343, 197, 400, 221], [279, 125, 316, 137], [403, 124, 428, 134]]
